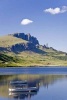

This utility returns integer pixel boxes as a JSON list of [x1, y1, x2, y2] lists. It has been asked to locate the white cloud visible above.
[[44, 6, 67, 15], [21, 19, 33, 25]]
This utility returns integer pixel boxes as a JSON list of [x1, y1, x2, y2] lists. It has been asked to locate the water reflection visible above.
[[9, 78, 39, 100], [0, 74, 67, 100]]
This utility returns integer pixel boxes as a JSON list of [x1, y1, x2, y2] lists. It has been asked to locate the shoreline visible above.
[[0, 65, 67, 68]]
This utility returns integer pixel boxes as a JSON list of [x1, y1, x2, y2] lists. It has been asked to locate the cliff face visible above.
[[12, 33, 39, 45], [10, 42, 37, 53]]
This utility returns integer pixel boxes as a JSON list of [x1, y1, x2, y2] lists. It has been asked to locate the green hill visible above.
[[0, 35, 27, 47], [0, 33, 67, 67]]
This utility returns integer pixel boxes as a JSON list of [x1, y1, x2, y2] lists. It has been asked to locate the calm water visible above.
[[0, 67, 67, 100]]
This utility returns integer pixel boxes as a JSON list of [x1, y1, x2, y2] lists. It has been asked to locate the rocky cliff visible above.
[[9, 33, 39, 45]]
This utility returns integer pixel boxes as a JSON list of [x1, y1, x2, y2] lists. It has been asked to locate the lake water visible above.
[[0, 67, 67, 100]]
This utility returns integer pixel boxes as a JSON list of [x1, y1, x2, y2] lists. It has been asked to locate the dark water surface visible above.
[[0, 67, 67, 100]]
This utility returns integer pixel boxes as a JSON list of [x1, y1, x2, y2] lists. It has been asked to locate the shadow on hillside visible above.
[[10, 43, 46, 54], [0, 45, 46, 55], [11, 48, 46, 55], [0, 47, 7, 52]]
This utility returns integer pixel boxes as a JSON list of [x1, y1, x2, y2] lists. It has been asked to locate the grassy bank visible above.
[[0, 51, 67, 67]]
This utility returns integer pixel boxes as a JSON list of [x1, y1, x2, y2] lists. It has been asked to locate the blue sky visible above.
[[0, 0, 67, 52]]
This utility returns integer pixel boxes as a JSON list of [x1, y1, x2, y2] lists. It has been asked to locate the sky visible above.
[[0, 0, 67, 52]]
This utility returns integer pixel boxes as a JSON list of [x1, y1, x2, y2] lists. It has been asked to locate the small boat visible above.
[[9, 87, 38, 92]]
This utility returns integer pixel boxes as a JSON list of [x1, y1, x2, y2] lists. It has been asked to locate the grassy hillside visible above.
[[0, 51, 67, 67], [0, 53, 19, 67], [0, 33, 67, 67], [0, 35, 28, 47]]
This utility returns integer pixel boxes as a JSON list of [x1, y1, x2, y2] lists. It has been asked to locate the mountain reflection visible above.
[[9, 78, 39, 100], [0, 74, 67, 100]]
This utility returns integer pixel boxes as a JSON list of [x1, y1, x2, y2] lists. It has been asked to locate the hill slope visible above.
[[0, 33, 41, 53], [0, 33, 67, 67]]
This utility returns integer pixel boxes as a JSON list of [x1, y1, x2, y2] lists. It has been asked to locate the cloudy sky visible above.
[[0, 0, 67, 52]]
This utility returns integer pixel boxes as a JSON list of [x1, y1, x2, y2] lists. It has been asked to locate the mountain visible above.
[[0, 33, 39, 53], [0, 33, 67, 67]]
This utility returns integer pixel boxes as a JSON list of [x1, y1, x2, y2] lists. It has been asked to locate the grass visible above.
[[0, 35, 28, 47], [0, 50, 67, 67]]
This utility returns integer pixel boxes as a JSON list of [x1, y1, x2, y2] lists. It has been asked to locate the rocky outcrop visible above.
[[11, 42, 36, 53], [0, 42, 37, 53], [10, 33, 39, 45]]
